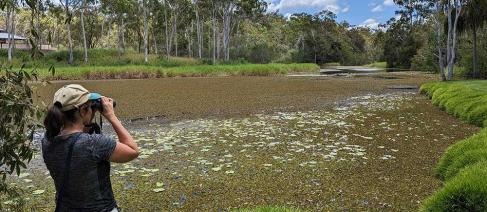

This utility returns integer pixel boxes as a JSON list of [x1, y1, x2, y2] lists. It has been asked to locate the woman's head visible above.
[[44, 84, 98, 140]]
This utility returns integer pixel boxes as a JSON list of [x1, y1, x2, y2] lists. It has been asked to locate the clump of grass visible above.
[[364, 62, 387, 69], [435, 128, 487, 181], [234, 206, 306, 212], [420, 81, 487, 127], [38, 63, 320, 80], [421, 161, 487, 212]]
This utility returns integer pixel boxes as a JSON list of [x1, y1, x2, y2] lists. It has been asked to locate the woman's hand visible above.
[[101, 96, 116, 120]]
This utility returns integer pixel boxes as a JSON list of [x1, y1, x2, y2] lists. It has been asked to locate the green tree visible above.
[[457, 0, 487, 78], [0, 67, 46, 210]]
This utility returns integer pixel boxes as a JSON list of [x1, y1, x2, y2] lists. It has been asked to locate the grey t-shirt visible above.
[[42, 132, 117, 212]]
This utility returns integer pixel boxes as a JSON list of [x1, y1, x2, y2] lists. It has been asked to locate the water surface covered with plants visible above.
[[14, 75, 478, 211]]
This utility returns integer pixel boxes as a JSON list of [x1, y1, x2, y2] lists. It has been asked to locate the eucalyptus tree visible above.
[[60, 0, 81, 64], [46, 2, 63, 49], [444, 0, 467, 80], [100, 0, 134, 56], [142, 0, 148, 62], [79, 0, 95, 63], [80, 0, 89, 62], [193, 0, 202, 58]]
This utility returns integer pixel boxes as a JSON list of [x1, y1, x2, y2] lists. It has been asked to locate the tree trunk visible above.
[[153, 29, 158, 55], [435, 1, 446, 81], [472, 25, 478, 78], [195, 1, 203, 59], [222, 2, 234, 61], [65, 1, 74, 65], [6, 7, 13, 62], [81, 0, 89, 63], [118, 19, 123, 58], [448, 1, 462, 80], [143, 0, 149, 63], [164, 0, 170, 59], [446, 4, 453, 80], [212, 6, 217, 64], [174, 14, 178, 57], [187, 21, 193, 57]]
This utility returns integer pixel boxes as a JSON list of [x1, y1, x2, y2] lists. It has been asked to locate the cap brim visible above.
[[88, 93, 102, 100]]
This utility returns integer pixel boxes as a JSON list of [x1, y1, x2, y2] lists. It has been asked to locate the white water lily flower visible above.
[[33, 190, 45, 195], [153, 188, 165, 193]]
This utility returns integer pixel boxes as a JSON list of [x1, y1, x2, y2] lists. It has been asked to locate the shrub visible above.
[[420, 82, 487, 127], [421, 161, 487, 212], [0, 67, 45, 210], [435, 129, 487, 181]]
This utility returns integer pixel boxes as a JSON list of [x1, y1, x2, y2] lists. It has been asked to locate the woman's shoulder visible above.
[[83, 133, 115, 143]]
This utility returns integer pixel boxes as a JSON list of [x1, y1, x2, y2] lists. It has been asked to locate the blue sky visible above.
[[265, 0, 400, 28]]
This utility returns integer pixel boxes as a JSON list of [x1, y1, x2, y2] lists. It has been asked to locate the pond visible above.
[[16, 74, 478, 211]]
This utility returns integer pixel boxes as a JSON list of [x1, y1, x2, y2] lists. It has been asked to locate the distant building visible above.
[[0, 28, 28, 49], [0, 28, 56, 51]]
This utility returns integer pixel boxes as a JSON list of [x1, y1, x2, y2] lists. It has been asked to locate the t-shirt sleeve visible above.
[[90, 134, 117, 162]]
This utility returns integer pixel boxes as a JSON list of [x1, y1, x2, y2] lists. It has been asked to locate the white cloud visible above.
[[372, 5, 384, 12], [360, 18, 380, 29], [266, 0, 342, 14], [341, 6, 350, 13], [383, 0, 395, 6]]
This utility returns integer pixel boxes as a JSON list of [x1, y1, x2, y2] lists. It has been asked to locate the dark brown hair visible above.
[[43, 102, 80, 141]]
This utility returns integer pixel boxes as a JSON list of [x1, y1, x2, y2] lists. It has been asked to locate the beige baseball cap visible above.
[[53, 84, 95, 111]]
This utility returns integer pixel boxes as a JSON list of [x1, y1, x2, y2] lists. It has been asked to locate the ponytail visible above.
[[44, 102, 64, 141], [43, 102, 79, 141]]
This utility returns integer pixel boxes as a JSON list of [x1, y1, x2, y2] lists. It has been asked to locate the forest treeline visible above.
[[1, 0, 487, 79]]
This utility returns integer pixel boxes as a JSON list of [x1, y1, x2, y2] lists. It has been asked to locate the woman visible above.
[[42, 84, 139, 212]]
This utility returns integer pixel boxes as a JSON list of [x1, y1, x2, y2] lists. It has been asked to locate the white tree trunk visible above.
[[143, 0, 149, 63], [118, 19, 123, 58], [81, 0, 89, 63], [195, 1, 203, 59], [6, 7, 13, 62], [212, 6, 217, 64], [153, 29, 158, 54], [174, 14, 178, 57], [445, 0, 463, 80], [449, 1, 462, 80], [221, 2, 234, 61], [445, 3, 452, 80], [163, 0, 170, 59]]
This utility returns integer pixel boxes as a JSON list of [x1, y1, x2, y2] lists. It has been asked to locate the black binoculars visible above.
[[90, 98, 117, 112]]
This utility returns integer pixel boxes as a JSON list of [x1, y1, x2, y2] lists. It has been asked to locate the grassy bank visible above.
[[420, 80, 487, 210], [37, 63, 320, 80], [0, 49, 201, 68], [364, 62, 387, 69], [420, 81, 487, 127]]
